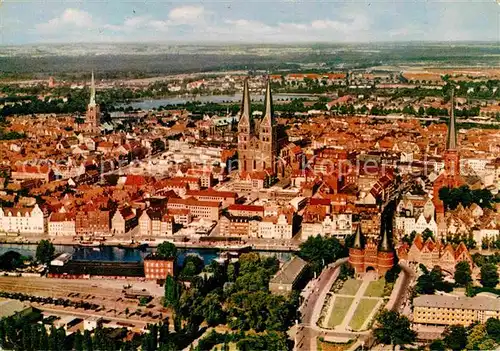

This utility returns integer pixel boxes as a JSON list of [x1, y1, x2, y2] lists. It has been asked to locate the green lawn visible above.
[[364, 278, 386, 297], [327, 296, 354, 328], [337, 279, 362, 296], [348, 298, 380, 331]]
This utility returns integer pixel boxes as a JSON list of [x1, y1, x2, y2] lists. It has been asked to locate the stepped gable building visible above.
[[348, 221, 395, 278], [85, 71, 101, 133], [433, 89, 464, 214], [397, 233, 473, 274], [238, 78, 278, 175]]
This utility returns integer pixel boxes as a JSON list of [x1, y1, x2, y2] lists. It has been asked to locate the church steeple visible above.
[[89, 71, 96, 106], [261, 78, 273, 126], [446, 88, 457, 151], [238, 78, 251, 128]]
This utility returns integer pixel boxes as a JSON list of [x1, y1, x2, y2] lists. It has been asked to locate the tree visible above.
[[422, 228, 434, 241], [385, 265, 401, 283], [486, 317, 500, 342], [180, 255, 204, 279], [156, 242, 177, 259], [466, 323, 487, 350], [429, 339, 445, 351], [36, 239, 55, 264], [74, 330, 83, 351], [442, 324, 467, 351], [164, 275, 180, 308], [454, 261, 472, 286], [298, 235, 346, 274], [416, 265, 453, 294], [373, 310, 416, 347], [200, 293, 225, 327], [83, 330, 92, 351], [480, 263, 499, 288]]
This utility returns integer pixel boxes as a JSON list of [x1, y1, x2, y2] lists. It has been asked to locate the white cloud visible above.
[[36, 8, 94, 33], [168, 5, 206, 24]]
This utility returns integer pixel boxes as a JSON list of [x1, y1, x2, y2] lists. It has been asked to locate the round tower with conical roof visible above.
[[348, 224, 366, 276], [377, 222, 395, 277]]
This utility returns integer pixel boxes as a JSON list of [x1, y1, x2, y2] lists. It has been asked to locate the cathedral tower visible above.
[[258, 78, 278, 173], [238, 78, 254, 173]]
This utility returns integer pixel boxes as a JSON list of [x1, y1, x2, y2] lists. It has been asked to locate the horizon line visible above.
[[1, 40, 499, 47]]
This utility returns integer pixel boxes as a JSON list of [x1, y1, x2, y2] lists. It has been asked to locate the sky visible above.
[[0, 0, 499, 44]]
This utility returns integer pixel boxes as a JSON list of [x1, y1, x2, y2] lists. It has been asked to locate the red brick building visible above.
[[143, 254, 175, 282], [433, 90, 464, 214], [349, 223, 395, 278], [75, 209, 111, 237]]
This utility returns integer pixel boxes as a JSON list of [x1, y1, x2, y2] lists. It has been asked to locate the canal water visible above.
[[0, 244, 292, 266], [117, 93, 316, 110]]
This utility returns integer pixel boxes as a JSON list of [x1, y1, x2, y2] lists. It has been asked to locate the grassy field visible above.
[[348, 298, 380, 331], [337, 279, 362, 296], [364, 278, 386, 298], [327, 296, 354, 328]]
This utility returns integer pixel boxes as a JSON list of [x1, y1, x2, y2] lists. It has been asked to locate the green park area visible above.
[[349, 298, 380, 331], [327, 296, 354, 328], [364, 278, 386, 297], [336, 279, 362, 296]]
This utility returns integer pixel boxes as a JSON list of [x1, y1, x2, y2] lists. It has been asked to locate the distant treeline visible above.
[[0, 43, 499, 79]]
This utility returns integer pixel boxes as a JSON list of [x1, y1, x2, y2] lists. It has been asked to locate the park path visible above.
[[337, 272, 377, 331]]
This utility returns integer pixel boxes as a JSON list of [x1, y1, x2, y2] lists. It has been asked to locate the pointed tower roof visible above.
[[446, 88, 457, 150], [238, 78, 251, 127], [89, 71, 96, 106], [352, 224, 365, 249], [379, 223, 392, 252], [261, 78, 274, 126]]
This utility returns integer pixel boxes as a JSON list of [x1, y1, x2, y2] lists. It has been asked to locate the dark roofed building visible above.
[[269, 256, 309, 295]]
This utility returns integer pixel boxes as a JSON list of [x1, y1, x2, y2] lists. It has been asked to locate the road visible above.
[[296, 258, 352, 351], [295, 260, 415, 351]]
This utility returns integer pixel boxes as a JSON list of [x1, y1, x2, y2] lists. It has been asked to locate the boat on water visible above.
[[77, 240, 102, 248], [119, 242, 148, 249]]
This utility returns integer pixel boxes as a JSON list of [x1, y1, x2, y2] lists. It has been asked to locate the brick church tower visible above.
[[86, 71, 100, 133], [349, 221, 395, 278], [433, 88, 463, 214]]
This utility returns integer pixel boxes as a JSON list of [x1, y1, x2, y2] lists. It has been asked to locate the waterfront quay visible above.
[[0, 233, 300, 253]]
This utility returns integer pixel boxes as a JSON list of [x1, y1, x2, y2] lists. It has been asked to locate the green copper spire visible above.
[[446, 88, 457, 150], [89, 71, 96, 106], [262, 78, 273, 126], [239, 78, 251, 126]]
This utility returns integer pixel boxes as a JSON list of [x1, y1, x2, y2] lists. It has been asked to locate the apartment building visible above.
[[413, 295, 500, 326], [0, 204, 45, 234], [167, 197, 220, 221], [48, 212, 76, 236], [185, 189, 237, 207]]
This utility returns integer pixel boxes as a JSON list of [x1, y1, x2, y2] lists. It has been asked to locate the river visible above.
[[0, 244, 292, 266], [117, 93, 317, 110]]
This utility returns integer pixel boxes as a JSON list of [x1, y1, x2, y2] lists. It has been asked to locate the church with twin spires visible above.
[[237, 78, 278, 176]]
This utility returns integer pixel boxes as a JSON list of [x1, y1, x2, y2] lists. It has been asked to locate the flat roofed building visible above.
[[413, 295, 500, 326], [0, 299, 33, 319], [143, 254, 175, 282], [269, 256, 308, 295]]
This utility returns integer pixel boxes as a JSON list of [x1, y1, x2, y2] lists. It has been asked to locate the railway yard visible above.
[[0, 276, 170, 328]]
